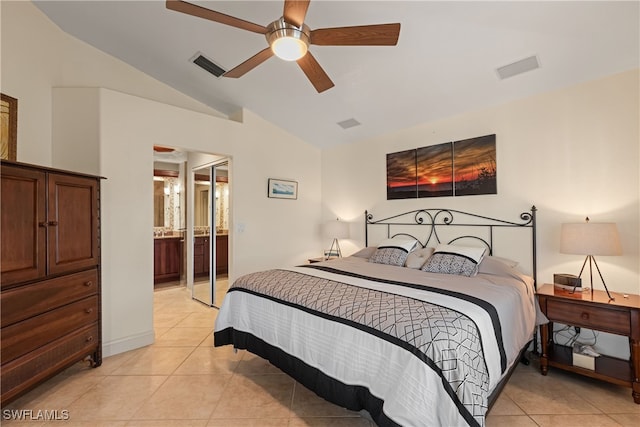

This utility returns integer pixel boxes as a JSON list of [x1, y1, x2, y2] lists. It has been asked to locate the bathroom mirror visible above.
[[153, 175, 181, 229], [194, 169, 211, 228], [153, 179, 167, 227]]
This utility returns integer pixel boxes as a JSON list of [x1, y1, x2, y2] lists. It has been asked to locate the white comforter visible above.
[[214, 256, 536, 427]]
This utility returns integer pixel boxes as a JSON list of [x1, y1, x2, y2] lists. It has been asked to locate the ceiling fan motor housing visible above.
[[266, 17, 310, 61]]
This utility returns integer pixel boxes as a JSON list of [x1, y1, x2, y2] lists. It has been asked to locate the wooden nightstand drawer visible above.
[[547, 299, 630, 335]]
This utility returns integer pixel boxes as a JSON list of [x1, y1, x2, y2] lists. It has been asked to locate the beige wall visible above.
[[0, 1, 222, 166], [322, 69, 640, 358], [2, 2, 322, 356]]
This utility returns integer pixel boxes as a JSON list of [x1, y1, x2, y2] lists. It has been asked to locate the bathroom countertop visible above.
[[153, 234, 183, 240]]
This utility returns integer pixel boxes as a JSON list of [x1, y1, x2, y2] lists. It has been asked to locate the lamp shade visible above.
[[560, 222, 622, 256], [323, 219, 349, 239]]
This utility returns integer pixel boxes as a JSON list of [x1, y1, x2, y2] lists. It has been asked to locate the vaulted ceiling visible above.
[[34, 1, 639, 149]]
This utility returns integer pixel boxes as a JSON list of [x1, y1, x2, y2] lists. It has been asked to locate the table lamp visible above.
[[323, 218, 349, 259], [560, 217, 622, 301]]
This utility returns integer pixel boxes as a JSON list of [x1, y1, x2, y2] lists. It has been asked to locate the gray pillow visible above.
[[368, 238, 418, 266], [421, 244, 487, 277], [478, 256, 519, 276], [351, 246, 377, 259], [369, 247, 411, 266]]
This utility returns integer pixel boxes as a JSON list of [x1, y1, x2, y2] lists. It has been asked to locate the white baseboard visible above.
[[101, 330, 155, 358]]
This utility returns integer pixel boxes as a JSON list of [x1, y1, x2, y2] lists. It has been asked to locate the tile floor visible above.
[[2, 281, 639, 426]]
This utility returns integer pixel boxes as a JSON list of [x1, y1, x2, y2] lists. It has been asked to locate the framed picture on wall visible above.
[[268, 178, 298, 199], [1, 93, 17, 161]]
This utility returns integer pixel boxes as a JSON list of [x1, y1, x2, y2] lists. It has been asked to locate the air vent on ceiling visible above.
[[496, 55, 540, 80], [337, 118, 361, 129], [192, 53, 226, 77]]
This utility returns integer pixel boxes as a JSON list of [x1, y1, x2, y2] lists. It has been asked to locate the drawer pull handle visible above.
[[85, 308, 93, 314], [86, 336, 93, 342], [38, 221, 48, 228], [581, 312, 589, 320], [48, 220, 59, 226], [84, 281, 93, 287]]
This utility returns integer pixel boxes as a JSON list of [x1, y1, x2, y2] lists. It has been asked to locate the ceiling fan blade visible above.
[[223, 47, 274, 78], [297, 52, 334, 93], [311, 23, 401, 46], [166, 0, 267, 34], [283, 0, 310, 28]]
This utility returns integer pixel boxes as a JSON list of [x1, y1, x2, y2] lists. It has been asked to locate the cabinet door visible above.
[[1, 165, 47, 287], [203, 237, 210, 275], [193, 237, 205, 277], [154, 239, 181, 282], [216, 235, 228, 274], [47, 173, 99, 276], [154, 239, 163, 277], [165, 239, 181, 276]]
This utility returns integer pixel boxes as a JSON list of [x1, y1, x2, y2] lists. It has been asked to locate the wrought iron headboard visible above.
[[365, 205, 538, 288]]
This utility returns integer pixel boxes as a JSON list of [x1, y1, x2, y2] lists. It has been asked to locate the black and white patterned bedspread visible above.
[[225, 267, 496, 425]]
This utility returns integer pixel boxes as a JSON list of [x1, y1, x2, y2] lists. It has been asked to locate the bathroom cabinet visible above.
[[154, 237, 182, 284]]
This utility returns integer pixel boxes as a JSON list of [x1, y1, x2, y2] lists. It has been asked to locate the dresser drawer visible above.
[[1, 269, 98, 327], [1, 296, 98, 365], [0, 323, 98, 403], [547, 298, 630, 336]]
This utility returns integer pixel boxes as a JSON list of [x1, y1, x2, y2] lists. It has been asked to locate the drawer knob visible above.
[[86, 336, 93, 342], [48, 220, 59, 226], [85, 308, 93, 314], [581, 312, 589, 320], [84, 281, 93, 287]]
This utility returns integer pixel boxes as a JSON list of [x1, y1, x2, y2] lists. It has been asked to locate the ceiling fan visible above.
[[166, 0, 401, 93]]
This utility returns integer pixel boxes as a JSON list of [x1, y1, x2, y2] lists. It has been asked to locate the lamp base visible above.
[[578, 255, 614, 301], [326, 238, 342, 260]]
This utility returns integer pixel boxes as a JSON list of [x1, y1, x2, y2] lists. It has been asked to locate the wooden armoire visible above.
[[0, 160, 103, 405]]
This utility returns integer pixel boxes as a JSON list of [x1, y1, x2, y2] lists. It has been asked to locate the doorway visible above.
[[192, 160, 229, 307], [152, 148, 231, 305]]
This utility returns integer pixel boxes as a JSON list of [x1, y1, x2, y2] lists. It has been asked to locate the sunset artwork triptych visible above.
[[386, 134, 497, 200]]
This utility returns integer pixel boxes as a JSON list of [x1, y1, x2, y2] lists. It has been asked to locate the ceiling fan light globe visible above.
[[266, 18, 310, 61], [272, 37, 308, 61]]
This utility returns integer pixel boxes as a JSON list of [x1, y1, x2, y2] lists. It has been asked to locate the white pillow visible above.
[[377, 238, 418, 252]]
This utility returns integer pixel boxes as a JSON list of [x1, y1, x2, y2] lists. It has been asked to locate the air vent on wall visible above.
[[496, 55, 540, 80], [192, 53, 226, 77]]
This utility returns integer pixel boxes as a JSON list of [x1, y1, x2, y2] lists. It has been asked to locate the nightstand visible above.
[[536, 283, 640, 404]]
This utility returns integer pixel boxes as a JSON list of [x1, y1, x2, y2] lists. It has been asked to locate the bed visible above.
[[214, 206, 538, 427]]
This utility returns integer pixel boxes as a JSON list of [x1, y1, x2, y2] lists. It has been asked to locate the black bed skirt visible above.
[[214, 327, 400, 427]]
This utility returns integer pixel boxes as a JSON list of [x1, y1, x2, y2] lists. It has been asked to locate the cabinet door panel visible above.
[[0, 165, 47, 287], [47, 174, 99, 275]]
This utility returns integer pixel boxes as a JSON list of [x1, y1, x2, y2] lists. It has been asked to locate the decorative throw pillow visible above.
[[405, 247, 435, 269], [421, 244, 487, 277], [369, 238, 418, 267]]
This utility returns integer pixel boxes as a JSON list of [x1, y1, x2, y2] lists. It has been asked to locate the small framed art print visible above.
[[267, 178, 298, 200]]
